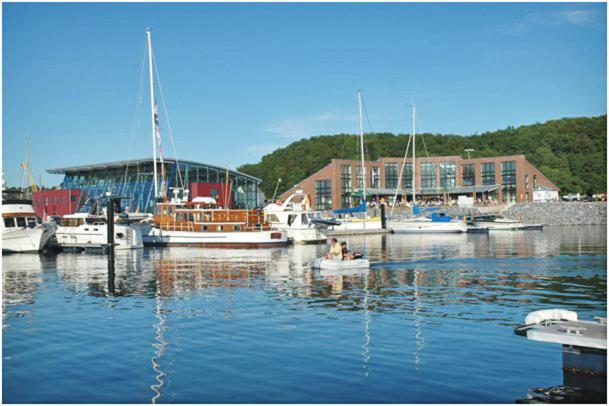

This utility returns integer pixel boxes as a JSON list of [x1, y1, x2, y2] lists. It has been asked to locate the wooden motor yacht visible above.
[[144, 191, 288, 248]]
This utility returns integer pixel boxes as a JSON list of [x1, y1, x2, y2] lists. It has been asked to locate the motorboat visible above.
[[312, 257, 370, 270], [469, 215, 542, 230], [389, 211, 468, 234], [515, 309, 606, 375], [264, 190, 329, 244], [144, 192, 288, 248], [2, 199, 55, 253], [54, 213, 143, 250], [326, 215, 384, 235]]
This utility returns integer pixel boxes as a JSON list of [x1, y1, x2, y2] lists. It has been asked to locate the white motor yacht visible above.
[[470, 215, 542, 230], [54, 213, 143, 250], [264, 191, 329, 244], [2, 199, 55, 253]]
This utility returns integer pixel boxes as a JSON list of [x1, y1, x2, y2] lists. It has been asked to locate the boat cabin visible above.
[[58, 214, 106, 228], [2, 200, 43, 229], [154, 201, 271, 232]]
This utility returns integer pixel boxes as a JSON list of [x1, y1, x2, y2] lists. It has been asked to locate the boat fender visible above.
[[515, 309, 579, 336]]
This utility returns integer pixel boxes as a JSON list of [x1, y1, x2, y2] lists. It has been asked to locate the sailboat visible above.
[[327, 91, 383, 236], [140, 30, 287, 248], [388, 104, 467, 233]]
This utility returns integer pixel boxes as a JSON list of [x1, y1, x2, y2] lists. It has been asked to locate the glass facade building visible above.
[[47, 158, 262, 213]]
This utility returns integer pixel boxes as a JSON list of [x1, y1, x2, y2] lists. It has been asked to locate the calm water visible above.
[[3, 226, 607, 403]]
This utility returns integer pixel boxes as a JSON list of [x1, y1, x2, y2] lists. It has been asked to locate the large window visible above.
[[501, 161, 517, 203], [370, 167, 380, 188], [481, 162, 495, 185], [440, 161, 456, 189], [315, 179, 332, 210], [355, 166, 364, 189], [341, 165, 352, 194], [525, 174, 530, 202], [385, 163, 398, 189], [401, 163, 413, 189], [420, 162, 436, 189], [462, 164, 475, 186]]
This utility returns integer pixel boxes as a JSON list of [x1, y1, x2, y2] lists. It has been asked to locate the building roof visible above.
[[46, 157, 262, 182]]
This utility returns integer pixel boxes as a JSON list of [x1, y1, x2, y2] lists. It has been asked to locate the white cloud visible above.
[[511, 8, 601, 32]]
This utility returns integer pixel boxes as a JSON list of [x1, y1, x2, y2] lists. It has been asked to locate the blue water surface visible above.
[[2, 225, 606, 403]]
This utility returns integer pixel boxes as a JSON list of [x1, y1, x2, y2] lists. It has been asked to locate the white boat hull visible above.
[[328, 220, 385, 235], [389, 219, 467, 233], [282, 227, 327, 244], [143, 227, 288, 248], [2, 225, 55, 253], [55, 224, 143, 250], [312, 258, 370, 270], [476, 221, 542, 230]]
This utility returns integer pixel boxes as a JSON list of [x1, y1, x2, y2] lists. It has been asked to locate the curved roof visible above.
[[46, 157, 261, 182]]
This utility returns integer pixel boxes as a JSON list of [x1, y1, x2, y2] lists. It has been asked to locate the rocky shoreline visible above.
[[501, 202, 607, 226]]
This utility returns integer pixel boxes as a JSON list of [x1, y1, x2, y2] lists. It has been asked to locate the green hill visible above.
[[238, 115, 607, 197]]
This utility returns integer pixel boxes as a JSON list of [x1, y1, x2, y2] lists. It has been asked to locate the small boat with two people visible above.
[[264, 190, 333, 244], [2, 199, 56, 253], [312, 237, 370, 270], [468, 214, 543, 231]]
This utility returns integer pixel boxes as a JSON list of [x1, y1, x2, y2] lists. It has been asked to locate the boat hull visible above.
[[143, 227, 288, 248], [312, 258, 370, 270], [54, 224, 143, 250], [2, 225, 55, 253], [284, 227, 327, 244], [475, 221, 543, 230], [389, 220, 467, 233], [327, 220, 387, 235]]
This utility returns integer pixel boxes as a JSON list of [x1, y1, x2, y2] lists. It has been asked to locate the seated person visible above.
[[325, 238, 343, 260], [341, 242, 363, 260], [341, 242, 354, 260]]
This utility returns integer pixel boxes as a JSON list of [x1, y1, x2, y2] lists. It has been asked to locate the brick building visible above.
[[280, 154, 559, 211]]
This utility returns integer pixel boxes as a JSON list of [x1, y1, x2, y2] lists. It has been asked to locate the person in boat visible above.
[[341, 242, 354, 260], [325, 238, 343, 260], [340, 241, 363, 260]]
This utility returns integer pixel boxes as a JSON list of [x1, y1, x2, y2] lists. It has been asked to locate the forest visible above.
[[238, 115, 607, 197]]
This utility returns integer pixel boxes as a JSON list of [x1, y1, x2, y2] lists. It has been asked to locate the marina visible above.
[[2, 2, 607, 404], [2, 225, 606, 403]]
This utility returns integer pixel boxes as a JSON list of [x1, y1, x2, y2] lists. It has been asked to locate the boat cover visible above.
[[333, 202, 366, 214]]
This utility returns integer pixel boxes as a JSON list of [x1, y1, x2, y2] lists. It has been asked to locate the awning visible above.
[[352, 184, 499, 197]]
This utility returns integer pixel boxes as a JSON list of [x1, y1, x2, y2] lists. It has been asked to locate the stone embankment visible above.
[[500, 202, 607, 226]]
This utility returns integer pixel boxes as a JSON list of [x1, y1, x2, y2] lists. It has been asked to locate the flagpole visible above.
[[147, 28, 158, 200]]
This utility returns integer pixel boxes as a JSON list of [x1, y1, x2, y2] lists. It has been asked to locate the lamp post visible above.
[[464, 148, 474, 160]]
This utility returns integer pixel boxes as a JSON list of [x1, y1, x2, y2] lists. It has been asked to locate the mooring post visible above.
[[380, 203, 387, 229], [107, 196, 115, 249]]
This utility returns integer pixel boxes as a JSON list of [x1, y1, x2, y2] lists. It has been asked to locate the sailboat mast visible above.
[[411, 104, 416, 204], [146, 29, 158, 200], [357, 90, 366, 229]]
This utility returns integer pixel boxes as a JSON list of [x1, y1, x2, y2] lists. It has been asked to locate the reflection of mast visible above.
[[361, 270, 371, 377], [150, 285, 168, 404], [413, 269, 424, 369]]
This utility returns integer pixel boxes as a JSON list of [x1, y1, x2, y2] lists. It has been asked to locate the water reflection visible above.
[[2, 226, 606, 403]]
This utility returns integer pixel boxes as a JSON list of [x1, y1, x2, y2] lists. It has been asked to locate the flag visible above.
[[154, 100, 167, 200]]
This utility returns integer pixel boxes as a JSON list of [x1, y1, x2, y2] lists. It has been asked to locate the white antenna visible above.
[[411, 103, 416, 205], [146, 28, 158, 200], [357, 90, 367, 230]]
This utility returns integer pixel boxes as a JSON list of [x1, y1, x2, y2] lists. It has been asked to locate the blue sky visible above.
[[3, 2, 606, 187]]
